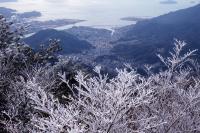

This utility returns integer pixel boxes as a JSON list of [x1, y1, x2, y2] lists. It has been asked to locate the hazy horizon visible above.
[[0, 0, 199, 28]]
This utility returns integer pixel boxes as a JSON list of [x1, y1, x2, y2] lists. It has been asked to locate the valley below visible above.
[[2, 4, 200, 73]]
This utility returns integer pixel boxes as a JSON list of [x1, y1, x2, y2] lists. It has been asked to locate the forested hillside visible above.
[[24, 29, 94, 54]]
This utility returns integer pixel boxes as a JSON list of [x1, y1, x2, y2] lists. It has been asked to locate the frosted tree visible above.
[[24, 76, 84, 133], [0, 15, 61, 132], [3, 67, 82, 133], [59, 66, 164, 132], [157, 39, 197, 73], [151, 40, 200, 132]]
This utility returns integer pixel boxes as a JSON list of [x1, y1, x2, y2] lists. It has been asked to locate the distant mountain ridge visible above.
[[112, 4, 200, 65], [24, 29, 93, 54], [0, 7, 41, 18]]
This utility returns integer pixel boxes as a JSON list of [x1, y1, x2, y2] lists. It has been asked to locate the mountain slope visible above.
[[24, 29, 93, 54], [112, 4, 200, 64], [0, 7, 16, 18]]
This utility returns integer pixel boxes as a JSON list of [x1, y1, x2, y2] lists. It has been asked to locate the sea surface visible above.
[[0, 0, 196, 29]]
